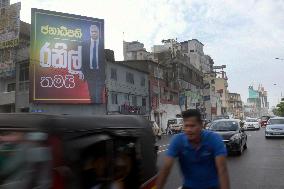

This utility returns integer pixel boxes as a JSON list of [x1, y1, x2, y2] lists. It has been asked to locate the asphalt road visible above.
[[156, 128, 284, 189]]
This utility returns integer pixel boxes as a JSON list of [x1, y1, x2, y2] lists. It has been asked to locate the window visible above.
[[19, 63, 29, 82], [132, 96, 137, 106], [110, 68, 117, 80], [142, 97, 146, 107], [140, 76, 146, 86], [126, 72, 134, 84], [7, 83, 16, 92], [19, 63, 29, 92], [111, 93, 118, 104]]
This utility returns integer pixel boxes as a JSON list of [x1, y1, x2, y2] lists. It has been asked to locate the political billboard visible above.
[[30, 9, 105, 104], [0, 2, 21, 49]]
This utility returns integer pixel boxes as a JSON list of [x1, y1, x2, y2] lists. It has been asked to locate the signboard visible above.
[[213, 65, 226, 69], [0, 2, 21, 49], [30, 9, 105, 104]]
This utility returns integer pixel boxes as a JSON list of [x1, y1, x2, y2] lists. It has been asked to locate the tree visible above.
[[274, 102, 284, 117]]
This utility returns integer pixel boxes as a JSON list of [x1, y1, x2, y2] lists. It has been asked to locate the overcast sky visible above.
[[11, 0, 284, 107]]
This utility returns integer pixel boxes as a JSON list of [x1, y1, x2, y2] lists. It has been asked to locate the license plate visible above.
[[273, 132, 281, 135]]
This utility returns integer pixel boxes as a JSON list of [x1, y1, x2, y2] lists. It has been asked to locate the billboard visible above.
[[30, 9, 105, 104], [0, 2, 21, 49]]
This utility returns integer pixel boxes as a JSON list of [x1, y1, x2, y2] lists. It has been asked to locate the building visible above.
[[123, 41, 150, 61], [214, 71, 229, 116], [228, 92, 243, 119], [0, 21, 30, 113], [245, 85, 269, 117], [114, 59, 180, 129], [106, 59, 150, 118], [203, 73, 222, 120]]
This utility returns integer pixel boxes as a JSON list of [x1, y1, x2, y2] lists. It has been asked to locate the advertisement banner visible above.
[[0, 2, 21, 49], [30, 9, 105, 104]]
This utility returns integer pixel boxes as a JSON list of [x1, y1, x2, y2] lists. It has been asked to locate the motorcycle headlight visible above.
[[230, 133, 241, 140]]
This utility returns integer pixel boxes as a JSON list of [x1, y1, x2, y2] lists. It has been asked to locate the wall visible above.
[[106, 62, 149, 115]]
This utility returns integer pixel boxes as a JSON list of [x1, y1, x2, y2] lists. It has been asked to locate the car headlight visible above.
[[230, 133, 241, 140], [266, 127, 272, 131]]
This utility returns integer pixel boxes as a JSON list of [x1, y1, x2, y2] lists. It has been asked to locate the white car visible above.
[[244, 118, 260, 130]]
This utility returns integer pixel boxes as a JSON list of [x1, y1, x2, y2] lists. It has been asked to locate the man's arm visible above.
[[215, 155, 230, 189], [156, 156, 175, 189]]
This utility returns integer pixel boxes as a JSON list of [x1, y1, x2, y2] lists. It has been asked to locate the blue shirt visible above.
[[166, 130, 227, 189]]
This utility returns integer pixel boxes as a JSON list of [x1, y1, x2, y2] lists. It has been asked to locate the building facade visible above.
[[228, 92, 243, 119], [106, 60, 150, 117]]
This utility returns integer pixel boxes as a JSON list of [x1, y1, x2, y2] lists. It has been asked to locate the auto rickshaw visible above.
[[0, 113, 158, 189]]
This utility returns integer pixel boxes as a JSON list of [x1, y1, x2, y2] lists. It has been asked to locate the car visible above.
[[209, 119, 247, 155], [167, 118, 183, 134], [265, 117, 284, 138], [244, 118, 260, 130]]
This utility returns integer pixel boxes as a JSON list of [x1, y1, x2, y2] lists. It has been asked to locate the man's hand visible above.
[[215, 155, 230, 189], [156, 156, 174, 189]]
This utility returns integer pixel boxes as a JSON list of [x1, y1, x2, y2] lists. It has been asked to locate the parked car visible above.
[[244, 118, 260, 130], [265, 117, 284, 138], [209, 119, 247, 155], [167, 118, 183, 134], [151, 121, 162, 140]]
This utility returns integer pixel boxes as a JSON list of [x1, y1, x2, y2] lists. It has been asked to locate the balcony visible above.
[[0, 91, 15, 105]]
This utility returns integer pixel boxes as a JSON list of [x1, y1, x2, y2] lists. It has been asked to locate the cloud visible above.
[[11, 0, 284, 107]]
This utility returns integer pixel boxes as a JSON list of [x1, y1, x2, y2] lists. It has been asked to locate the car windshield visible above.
[[246, 119, 257, 122], [210, 121, 239, 131], [269, 119, 284, 125]]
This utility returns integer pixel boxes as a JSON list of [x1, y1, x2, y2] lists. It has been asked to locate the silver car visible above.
[[265, 117, 284, 138]]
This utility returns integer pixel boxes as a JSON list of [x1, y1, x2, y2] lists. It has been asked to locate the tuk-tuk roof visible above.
[[0, 113, 151, 131]]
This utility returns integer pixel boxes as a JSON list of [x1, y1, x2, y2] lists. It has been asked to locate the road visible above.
[[156, 128, 284, 189]]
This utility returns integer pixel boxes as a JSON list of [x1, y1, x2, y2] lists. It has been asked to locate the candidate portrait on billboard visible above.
[[30, 9, 105, 104]]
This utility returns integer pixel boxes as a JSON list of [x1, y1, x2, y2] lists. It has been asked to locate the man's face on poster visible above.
[[90, 25, 99, 40]]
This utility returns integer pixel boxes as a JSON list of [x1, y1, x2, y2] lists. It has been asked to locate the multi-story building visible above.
[[0, 21, 30, 113], [245, 85, 269, 117], [116, 59, 180, 129], [214, 71, 229, 116], [123, 41, 150, 61], [203, 73, 222, 120], [228, 92, 243, 119], [106, 59, 150, 118]]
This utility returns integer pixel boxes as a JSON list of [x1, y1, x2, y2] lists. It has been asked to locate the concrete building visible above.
[[245, 85, 269, 117], [0, 21, 30, 113], [228, 92, 243, 119], [214, 71, 229, 116], [106, 60, 150, 118], [123, 41, 150, 61], [203, 73, 222, 120], [115, 59, 180, 129]]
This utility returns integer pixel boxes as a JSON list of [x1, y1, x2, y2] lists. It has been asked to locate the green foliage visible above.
[[274, 102, 284, 117]]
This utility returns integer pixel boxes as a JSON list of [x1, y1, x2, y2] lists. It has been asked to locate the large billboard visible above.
[[0, 2, 21, 49], [30, 9, 105, 104]]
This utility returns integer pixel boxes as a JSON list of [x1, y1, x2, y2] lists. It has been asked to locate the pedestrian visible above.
[[156, 109, 230, 189]]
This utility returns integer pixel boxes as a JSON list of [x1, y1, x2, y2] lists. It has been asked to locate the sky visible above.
[[11, 0, 284, 107]]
